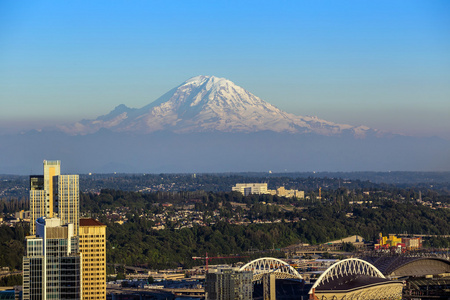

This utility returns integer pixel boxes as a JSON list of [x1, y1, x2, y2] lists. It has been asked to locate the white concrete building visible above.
[[232, 183, 268, 196]]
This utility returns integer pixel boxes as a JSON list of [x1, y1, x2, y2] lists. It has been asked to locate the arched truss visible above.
[[239, 257, 302, 281], [309, 258, 385, 294]]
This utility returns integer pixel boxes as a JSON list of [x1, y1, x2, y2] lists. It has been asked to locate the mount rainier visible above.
[[1, 75, 448, 174], [60, 75, 375, 137]]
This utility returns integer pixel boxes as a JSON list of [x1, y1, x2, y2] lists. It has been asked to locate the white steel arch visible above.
[[239, 257, 303, 281], [309, 258, 385, 294]]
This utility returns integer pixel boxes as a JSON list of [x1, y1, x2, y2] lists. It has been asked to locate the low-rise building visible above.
[[271, 187, 305, 199], [232, 183, 304, 199], [402, 237, 422, 250], [15, 210, 30, 220]]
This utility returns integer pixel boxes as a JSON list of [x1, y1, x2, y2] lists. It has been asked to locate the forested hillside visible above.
[[81, 189, 450, 269], [0, 224, 27, 270], [1, 185, 449, 271]]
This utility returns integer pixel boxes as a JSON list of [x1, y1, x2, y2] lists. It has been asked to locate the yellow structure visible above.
[[80, 218, 107, 300], [379, 233, 402, 247]]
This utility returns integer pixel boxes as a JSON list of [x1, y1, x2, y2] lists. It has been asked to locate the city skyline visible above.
[[1, 1, 449, 139]]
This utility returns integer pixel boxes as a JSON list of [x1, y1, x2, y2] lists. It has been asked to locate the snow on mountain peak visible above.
[[59, 75, 375, 137]]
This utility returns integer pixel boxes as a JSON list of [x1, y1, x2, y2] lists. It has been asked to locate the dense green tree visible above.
[[0, 274, 22, 286]]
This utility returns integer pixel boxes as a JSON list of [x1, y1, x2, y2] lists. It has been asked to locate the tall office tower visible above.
[[23, 217, 82, 300], [206, 269, 253, 300], [79, 218, 107, 300], [30, 160, 61, 235], [30, 160, 79, 236], [54, 175, 80, 236]]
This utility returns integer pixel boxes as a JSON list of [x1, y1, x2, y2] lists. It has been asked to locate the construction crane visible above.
[[192, 252, 249, 271]]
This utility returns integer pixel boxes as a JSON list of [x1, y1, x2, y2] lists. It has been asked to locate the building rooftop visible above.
[[315, 274, 399, 292], [80, 218, 106, 227], [363, 256, 450, 277]]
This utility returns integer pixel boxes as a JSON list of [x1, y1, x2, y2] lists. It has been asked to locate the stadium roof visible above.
[[316, 274, 400, 292], [363, 256, 450, 277]]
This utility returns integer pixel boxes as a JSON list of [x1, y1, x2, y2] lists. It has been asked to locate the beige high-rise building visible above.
[[30, 160, 79, 236], [54, 175, 80, 236], [30, 160, 61, 235], [79, 218, 107, 300], [26, 160, 86, 299]]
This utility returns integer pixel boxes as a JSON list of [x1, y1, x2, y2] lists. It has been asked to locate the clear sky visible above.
[[1, 1, 449, 138]]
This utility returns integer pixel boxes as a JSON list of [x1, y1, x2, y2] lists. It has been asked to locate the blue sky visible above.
[[1, 1, 449, 138]]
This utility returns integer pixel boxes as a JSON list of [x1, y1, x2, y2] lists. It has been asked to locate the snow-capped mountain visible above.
[[4, 75, 449, 173], [60, 75, 375, 137]]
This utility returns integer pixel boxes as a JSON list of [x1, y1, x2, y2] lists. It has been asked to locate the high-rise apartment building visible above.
[[30, 160, 79, 236], [25, 160, 106, 300], [54, 175, 80, 236], [206, 269, 253, 300], [22, 217, 81, 300], [79, 218, 107, 300], [30, 160, 60, 235]]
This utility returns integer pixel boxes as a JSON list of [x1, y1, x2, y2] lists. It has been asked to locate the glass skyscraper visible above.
[[23, 217, 81, 300], [25, 160, 82, 299], [30, 160, 60, 235], [54, 175, 80, 236], [29, 161, 79, 236], [25, 160, 105, 299]]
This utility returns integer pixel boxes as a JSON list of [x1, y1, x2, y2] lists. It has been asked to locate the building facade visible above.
[[232, 183, 268, 196], [25, 160, 88, 300], [22, 217, 81, 300], [30, 160, 61, 235], [54, 175, 80, 236], [79, 218, 107, 300], [269, 187, 305, 199], [30, 161, 79, 236], [232, 183, 304, 199], [206, 269, 252, 300]]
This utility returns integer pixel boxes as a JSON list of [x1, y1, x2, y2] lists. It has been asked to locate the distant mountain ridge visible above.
[[59, 75, 377, 137]]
